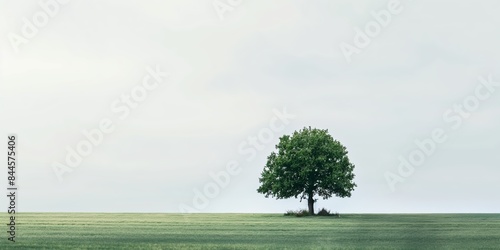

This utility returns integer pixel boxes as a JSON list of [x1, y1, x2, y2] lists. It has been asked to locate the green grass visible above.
[[1, 213, 499, 249]]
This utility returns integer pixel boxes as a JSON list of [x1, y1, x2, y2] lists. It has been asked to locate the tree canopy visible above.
[[257, 127, 356, 215]]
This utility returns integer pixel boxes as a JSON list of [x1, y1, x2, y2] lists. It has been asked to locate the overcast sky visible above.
[[1, 0, 499, 213]]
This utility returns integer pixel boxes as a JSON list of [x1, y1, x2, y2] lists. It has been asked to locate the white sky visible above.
[[1, 0, 500, 213]]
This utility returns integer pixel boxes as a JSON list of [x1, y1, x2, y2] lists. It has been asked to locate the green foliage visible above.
[[284, 209, 310, 217], [316, 208, 331, 216], [284, 208, 340, 217], [316, 208, 340, 217], [257, 127, 356, 205]]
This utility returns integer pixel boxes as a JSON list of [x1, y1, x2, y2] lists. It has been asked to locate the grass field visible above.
[[1, 213, 499, 249]]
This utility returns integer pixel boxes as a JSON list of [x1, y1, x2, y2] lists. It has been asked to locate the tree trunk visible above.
[[308, 195, 315, 215]]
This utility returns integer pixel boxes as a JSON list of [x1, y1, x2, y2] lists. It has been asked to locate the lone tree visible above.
[[257, 127, 356, 215]]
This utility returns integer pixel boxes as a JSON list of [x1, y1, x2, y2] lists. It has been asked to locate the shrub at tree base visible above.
[[317, 208, 331, 216], [316, 208, 340, 217], [284, 208, 340, 217], [284, 209, 310, 217]]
